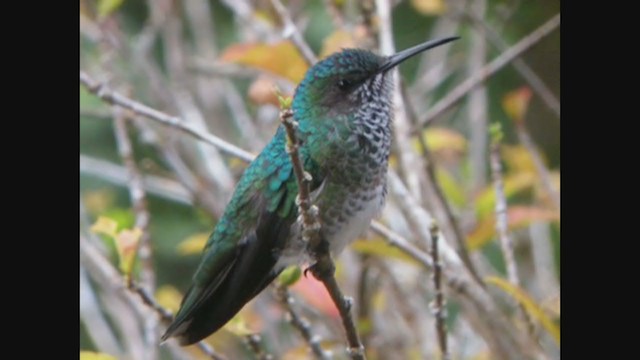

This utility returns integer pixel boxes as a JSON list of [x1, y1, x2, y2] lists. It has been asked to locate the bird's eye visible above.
[[337, 79, 352, 91]]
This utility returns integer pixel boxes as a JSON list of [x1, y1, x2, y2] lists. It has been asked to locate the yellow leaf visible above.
[[467, 206, 560, 251], [351, 238, 420, 265], [83, 189, 116, 215], [220, 41, 309, 83], [177, 233, 209, 255], [435, 168, 465, 207], [97, 0, 124, 19], [115, 228, 142, 275], [410, 0, 446, 15], [485, 276, 560, 344], [80, 351, 117, 360], [223, 312, 254, 336], [501, 144, 540, 174], [475, 172, 537, 219], [418, 127, 467, 154], [372, 290, 386, 311], [155, 285, 183, 314], [320, 30, 357, 59], [90, 216, 119, 238], [502, 87, 532, 124]]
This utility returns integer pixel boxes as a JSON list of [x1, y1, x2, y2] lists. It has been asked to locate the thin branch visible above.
[[80, 71, 255, 163], [401, 83, 483, 286], [416, 14, 560, 130], [80, 235, 227, 360], [429, 223, 449, 360], [270, 0, 318, 66], [80, 154, 192, 205], [113, 108, 158, 351], [489, 129, 536, 344], [279, 109, 365, 360], [275, 285, 331, 360], [461, 10, 560, 117], [387, 171, 528, 359], [244, 334, 274, 360]]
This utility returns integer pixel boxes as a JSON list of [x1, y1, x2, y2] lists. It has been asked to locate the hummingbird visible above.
[[162, 37, 458, 345]]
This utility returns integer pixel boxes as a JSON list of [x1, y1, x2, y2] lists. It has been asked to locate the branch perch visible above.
[[275, 285, 331, 360], [279, 108, 366, 360]]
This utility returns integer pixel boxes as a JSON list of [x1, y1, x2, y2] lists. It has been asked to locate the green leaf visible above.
[[97, 0, 124, 19], [278, 266, 302, 286]]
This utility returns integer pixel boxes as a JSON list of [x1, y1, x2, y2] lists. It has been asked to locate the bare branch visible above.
[[244, 334, 274, 360], [279, 108, 365, 360], [80, 71, 255, 163], [112, 108, 158, 350], [80, 235, 227, 360], [275, 285, 331, 360], [489, 128, 537, 346], [429, 223, 449, 360], [270, 0, 318, 66], [416, 14, 560, 129], [461, 10, 560, 117]]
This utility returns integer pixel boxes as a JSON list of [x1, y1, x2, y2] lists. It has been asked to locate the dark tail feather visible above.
[[167, 267, 280, 345]]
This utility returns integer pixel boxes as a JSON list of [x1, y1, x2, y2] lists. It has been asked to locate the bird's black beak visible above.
[[377, 36, 459, 74]]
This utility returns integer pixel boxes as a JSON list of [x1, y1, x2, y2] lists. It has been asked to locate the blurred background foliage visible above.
[[80, 0, 559, 359]]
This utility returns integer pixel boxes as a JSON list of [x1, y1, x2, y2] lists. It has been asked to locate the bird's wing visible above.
[[162, 127, 323, 345]]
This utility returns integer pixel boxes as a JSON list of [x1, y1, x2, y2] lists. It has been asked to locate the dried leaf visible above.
[[467, 206, 559, 250], [155, 285, 183, 314], [485, 276, 560, 344], [90, 216, 119, 238], [177, 233, 209, 256], [501, 144, 539, 174], [419, 127, 467, 154], [410, 0, 446, 15], [475, 172, 537, 218], [435, 168, 465, 207], [320, 30, 357, 58], [351, 237, 420, 265], [80, 351, 117, 360], [115, 228, 142, 275], [248, 76, 280, 106], [83, 189, 116, 215], [220, 41, 308, 83], [502, 87, 533, 125]]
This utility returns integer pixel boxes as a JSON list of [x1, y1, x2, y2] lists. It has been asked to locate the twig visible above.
[[279, 108, 365, 360], [244, 334, 274, 360], [489, 126, 536, 343], [113, 108, 158, 351], [401, 83, 483, 286], [467, 0, 489, 191], [275, 286, 331, 360], [387, 171, 527, 359], [80, 154, 192, 205], [461, 10, 560, 117], [80, 235, 227, 360], [429, 223, 449, 360], [80, 71, 254, 163], [416, 14, 560, 129], [270, 0, 318, 66]]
